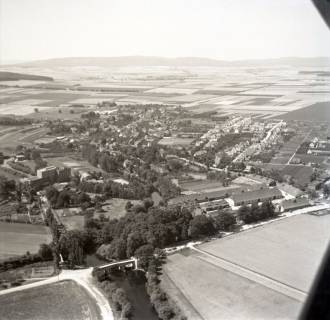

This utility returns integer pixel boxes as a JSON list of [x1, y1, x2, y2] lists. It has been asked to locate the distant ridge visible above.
[[11, 56, 330, 68], [0, 71, 53, 82]]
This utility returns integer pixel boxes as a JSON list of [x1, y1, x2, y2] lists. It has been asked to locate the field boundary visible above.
[[191, 246, 306, 302]]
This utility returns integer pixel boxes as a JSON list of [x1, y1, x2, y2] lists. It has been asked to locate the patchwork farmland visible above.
[[1, 64, 330, 121]]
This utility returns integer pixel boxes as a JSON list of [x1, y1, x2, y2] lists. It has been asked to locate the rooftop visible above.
[[281, 198, 310, 211], [230, 187, 282, 203]]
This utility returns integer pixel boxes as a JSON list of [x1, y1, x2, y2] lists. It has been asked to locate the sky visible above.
[[0, 0, 330, 63]]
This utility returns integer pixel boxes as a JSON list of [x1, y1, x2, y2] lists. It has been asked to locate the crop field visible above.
[[280, 101, 330, 122], [280, 165, 313, 185], [163, 214, 330, 319], [200, 214, 330, 293], [162, 250, 301, 320], [0, 222, 51, 261], [0, 126, 49, 152], [0, 280, 101, 320]]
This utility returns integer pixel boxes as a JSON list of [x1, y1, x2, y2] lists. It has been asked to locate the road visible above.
[[233, 120, 283, 164], [0, 268, 114, 320], [287, 130, 312, 165]]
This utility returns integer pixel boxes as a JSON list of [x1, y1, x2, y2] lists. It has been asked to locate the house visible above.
[[15, 154, 25, 162], [279, 198, 310, 212], [230, 187, 283, 207]]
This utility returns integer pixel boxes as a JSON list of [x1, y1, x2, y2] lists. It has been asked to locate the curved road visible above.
[[0, 268, 114, 320]]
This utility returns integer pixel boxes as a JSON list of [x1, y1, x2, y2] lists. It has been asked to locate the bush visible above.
[[0, 253, 43, 272], [146, 269, 186, 320]]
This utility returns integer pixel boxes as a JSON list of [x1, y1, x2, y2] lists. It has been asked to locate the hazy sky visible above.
[[1, 0, 329, 63]]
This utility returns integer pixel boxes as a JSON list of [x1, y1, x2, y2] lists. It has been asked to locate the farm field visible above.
[[0, 222, 51, 261], [1, 64, 330, 121], [280, 101, 330, 122], [0, 280, 101, 320], [163, 214, 330, 319], [0, 126, 49, 152], [162, 250, 301, 320], [259, 163, 313, 186], [200, 214, 330, 293]]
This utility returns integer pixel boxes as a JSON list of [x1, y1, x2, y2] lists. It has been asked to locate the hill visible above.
[[0, 71, 53, 82], [12, 56, 330, 68]]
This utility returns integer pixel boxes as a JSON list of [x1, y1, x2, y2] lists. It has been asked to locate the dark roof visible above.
[[231, 187, 282, 203], [281, 198, 310, 210]]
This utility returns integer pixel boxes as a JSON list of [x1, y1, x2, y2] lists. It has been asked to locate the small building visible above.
[[230, 187, 283, 207], [15, 154, 25, 162], [279, 198, 310, 212]]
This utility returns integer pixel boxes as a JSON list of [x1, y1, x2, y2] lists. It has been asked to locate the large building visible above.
[[279, 198, 310, 212], [230, 187, 283, 207], [37, 166, 57, 181]]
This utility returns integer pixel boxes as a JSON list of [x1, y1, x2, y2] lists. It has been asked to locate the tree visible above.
[[55, 190, 71, 208], [237, 204, 251, 223], [323, 184, 330, 198], [125, 201, 133, 211], [214, 211, 236, 231], [260, 201, 276, 219], [34, 108, 39, 113], [45, 186, 59, 207], [59, 230, 85, 267], [135, 244, 154, 269], [38, 243, 53, 261], [188, 215, 215, 238], [31, 149, 41, 160]]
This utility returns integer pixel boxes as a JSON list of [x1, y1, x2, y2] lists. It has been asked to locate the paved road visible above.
[[0, 268, 114, 320]]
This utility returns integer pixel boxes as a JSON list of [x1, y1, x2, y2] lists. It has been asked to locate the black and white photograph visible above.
[[0, 0, 330, 319]]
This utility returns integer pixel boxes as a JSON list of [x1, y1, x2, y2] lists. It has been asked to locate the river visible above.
[[86, 255, 159, 320]]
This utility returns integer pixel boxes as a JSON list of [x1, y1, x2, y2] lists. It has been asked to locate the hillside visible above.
[[0, 71, 53, 82], [13, 56, 330, 68]]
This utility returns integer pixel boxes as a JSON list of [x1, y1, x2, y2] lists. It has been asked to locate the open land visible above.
[[0, 280, 101, 320], [162, 214, 330, 319], [0, 222, 51, 261], [94, 198, 141, 220], [1, 64, 330, 122]]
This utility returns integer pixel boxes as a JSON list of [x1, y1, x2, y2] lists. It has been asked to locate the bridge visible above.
[[96, 257, 138, 271]]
